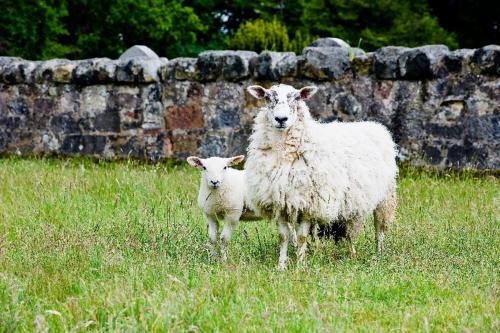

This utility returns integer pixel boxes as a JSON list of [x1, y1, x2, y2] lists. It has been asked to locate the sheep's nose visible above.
[[210, 180, 220, 186], [274, 116, 288, 124]]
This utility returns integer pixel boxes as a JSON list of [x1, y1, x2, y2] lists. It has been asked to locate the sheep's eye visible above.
[[202, 166, 206, 170], [223, 166, 227, 170]]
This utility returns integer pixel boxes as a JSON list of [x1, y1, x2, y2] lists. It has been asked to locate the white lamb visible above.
[[246, 84, 398, 269], [187, 155, 260, 261]]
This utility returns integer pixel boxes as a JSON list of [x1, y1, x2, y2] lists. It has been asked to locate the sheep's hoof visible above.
[[219, 247, 228, 262], [277, 262, 287, 270], [207, 245, 218, 260]]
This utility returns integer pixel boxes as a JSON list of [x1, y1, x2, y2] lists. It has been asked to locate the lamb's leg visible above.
[[205, 215, 219, 259], [277, 220, 291, 270], [220, 214, 240, 262], [373, 190, 397, 254], [296, 221, 310, 265]]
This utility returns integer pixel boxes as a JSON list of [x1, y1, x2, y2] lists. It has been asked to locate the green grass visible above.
[[0, 157, 498, 332]]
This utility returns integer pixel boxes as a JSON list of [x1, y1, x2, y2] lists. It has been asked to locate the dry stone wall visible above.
[[0, 41, 499, 169]]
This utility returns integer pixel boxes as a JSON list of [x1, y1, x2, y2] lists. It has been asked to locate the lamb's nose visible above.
[[211, 180, 220, 186], [274, 116, 288, 124]]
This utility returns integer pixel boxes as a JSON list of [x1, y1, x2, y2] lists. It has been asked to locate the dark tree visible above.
[[429, 0, 500, 48]]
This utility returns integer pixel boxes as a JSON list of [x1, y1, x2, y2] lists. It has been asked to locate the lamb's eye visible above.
[[223, 166, 227, 170], [203, 166, 206, 170], [265, 95, 275, 103]]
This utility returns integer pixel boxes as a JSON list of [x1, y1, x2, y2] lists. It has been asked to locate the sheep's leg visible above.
[[288, 223, 298, 247], [277, 220, 291, 270], [345, 218, 361, 257], [220, 214, 240, 262], [296, 222, 310, 266], [310, 223, 319, 243], [205, 215, 219, 259], [373, 190, 397, 254], [346, 234, 356, 257]]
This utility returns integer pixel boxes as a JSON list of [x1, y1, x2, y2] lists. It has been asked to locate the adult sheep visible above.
[[246, 84, 398, 269]]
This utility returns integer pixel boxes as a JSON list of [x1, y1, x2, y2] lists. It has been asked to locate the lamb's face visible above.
[[247, 84, 318, 130], [186, 155, 245, 189]]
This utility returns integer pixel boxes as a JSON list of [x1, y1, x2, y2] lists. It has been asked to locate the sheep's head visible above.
[[186, 155, 245, 189], [247, 84, 318, 131]]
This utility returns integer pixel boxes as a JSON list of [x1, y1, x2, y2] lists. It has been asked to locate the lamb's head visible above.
[[247, 84, 318, 130], [187, 155, 245, 189]]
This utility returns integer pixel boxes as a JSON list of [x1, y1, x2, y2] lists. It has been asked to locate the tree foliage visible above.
[[429, 0, 500, 48], [0, 0, 488, 60], [0, 0, 72, 59], [227, 18, 314, 54], [300, 0, 458, 50], [0, 0, 205, 60]]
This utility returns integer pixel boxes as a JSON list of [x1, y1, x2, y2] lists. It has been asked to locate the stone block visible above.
[[159, 57, 198, 81], [251, 51, 296, 80], [164, 82, 204, 129], [472, 45, 500, 75], [276, 53, 299, 78], [301, 47, 350, 80], [435, 49, 474, 77], [308, 37, 350, 49], [108, 135, 144, 158], [116, 57, 166, 83], [350, 52, 373, 76], [196, 51, 257, 82], [106, 86, 143, 131], [0, 59, 38, 84], [165, 129, 200, 159], [60, 135, 107, 155], [196, 51, 230, 81], [222, 51, 257, 81], [204, 82, 245, 129], [144, 131, 167, 161], [333, 93, 362, 116], [373, 46, 409, 79], [119, 45, 160, 60], [198, 130, 229, 157], [73, 58, 117, 84], [34, 59, 76, 83], [49, 112, 81, 135], [398, 45, 449, 79]]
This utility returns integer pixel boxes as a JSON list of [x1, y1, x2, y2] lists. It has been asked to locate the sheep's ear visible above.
[[227, 155, 245, 166], [247, 85, 268, 99], [298, 86, 318, 100], [187, 156, 204, 169]]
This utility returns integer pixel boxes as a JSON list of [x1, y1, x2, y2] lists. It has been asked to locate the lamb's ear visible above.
[[186, 156, 204, 169], [247, 85, 268, 99], [227, 155, 245, 166], [298, 86, 318, 100]]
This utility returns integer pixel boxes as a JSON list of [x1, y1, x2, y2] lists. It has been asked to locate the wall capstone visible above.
[[302, 47, 350, 80]]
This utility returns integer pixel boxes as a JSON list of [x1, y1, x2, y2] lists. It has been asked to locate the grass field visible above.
[[0, 158, 498, 332]]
